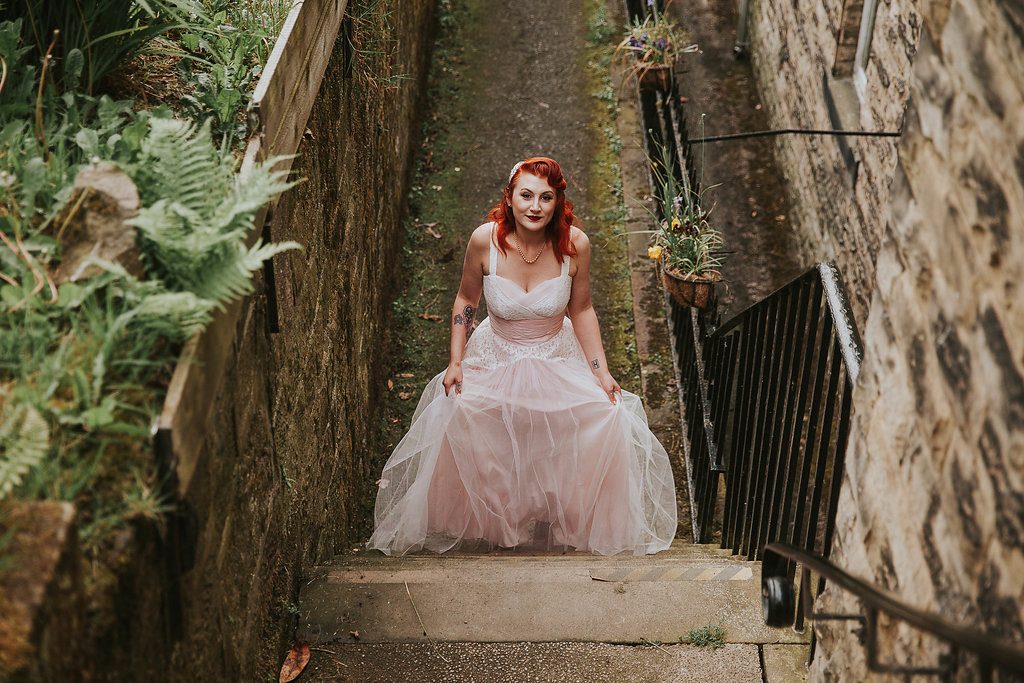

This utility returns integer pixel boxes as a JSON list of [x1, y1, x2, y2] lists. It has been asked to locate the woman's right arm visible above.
[[443, 225, 489, 395]]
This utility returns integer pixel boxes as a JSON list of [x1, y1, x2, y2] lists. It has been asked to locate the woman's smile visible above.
[[510, 171, 557, 234]]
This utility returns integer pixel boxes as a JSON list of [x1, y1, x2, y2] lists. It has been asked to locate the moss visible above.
[[580, 0, 642, 393]]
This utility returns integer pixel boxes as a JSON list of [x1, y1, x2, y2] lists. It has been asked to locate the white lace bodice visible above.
[[482, 224, 572, 321], [461, 224, 585, 370]]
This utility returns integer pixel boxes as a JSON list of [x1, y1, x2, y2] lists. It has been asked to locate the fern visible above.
[[130, 117, 300, 309], [0, 397, 50, 500]]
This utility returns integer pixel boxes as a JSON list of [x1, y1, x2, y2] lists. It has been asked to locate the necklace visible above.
[[512, 231, 546, 264]]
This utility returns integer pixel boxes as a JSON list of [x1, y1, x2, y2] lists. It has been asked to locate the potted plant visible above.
[[644, 141, 724, 310], [615, 1, 697, 91]]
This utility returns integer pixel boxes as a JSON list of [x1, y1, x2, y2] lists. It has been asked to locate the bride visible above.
[[368, 157, 677, 555]]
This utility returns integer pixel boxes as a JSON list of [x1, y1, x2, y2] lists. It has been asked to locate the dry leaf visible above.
[[279, 642, 310, 683], [422, 222, 438, 228], [426, 227, 442, 239], [387, 379, 394, 390], [349, 630, 361, 640], [397, 372, 415, 378], [399, 392, 414, 400], [417, 313, 442, 322]]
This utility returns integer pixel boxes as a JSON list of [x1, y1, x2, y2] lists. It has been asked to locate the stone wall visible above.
[[806, 1, 1024, 679], [163, 2, 436, 680], [746, 0, 922, 326], [0, 2, 440, 681]]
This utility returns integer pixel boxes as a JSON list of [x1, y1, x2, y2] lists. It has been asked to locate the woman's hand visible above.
[[443, 363, 464, 396], [595, 369, 621, 404]]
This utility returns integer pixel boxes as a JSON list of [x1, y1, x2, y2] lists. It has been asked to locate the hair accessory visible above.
[[508, 161, 524, 184]]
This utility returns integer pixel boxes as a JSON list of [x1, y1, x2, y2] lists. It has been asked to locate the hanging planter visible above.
[[615, 1, 697, 94], [661, 264, 721, 310], [638, 64, 673, 92]]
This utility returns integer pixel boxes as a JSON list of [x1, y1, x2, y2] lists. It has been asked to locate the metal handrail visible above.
[[763, 542, 1024, 677]]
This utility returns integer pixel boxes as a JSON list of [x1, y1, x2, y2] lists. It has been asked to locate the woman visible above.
[[368, 157, 677, 556]]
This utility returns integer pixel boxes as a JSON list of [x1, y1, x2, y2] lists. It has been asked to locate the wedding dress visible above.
[[368, 225, 677, 555]]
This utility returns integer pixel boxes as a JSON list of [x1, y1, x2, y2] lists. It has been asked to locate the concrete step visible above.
[[298, 542, 807, 647], [300, 642, 766, 682]]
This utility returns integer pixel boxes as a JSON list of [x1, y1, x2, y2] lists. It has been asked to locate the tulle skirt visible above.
[[367, 317, 678, 556]]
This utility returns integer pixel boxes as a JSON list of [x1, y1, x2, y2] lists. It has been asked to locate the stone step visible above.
[[298, 543, 807, 647]]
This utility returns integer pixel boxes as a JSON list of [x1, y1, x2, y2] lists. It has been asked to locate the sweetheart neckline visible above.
[[486, 272, 570, 295]]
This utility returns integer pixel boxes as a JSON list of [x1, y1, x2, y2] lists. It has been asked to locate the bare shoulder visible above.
[[468, 222, 494, 252], [570, 226, 591, 254]]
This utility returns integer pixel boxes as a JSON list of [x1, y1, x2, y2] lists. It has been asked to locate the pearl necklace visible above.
[[512, 231, 546, 264]]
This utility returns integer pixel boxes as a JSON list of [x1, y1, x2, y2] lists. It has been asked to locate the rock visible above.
[[53, 161, 144, 284]]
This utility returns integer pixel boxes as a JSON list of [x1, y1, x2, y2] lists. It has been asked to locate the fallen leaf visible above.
[[397, 372, 415, 378], [422, 222, 438, 228], [399, 392, 414, 400], [387, 379, 394, 390], [349, 630, 361, 640], [417, 313, 443, 322], [426, 227, 442, 239], [775, 214, 786, 222], [279, 642, 310, 683], [432, 185, 443, 191], [390, 417, 400, 423]]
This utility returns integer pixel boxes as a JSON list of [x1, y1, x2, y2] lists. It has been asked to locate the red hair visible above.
[[486, 157, 579, 263]]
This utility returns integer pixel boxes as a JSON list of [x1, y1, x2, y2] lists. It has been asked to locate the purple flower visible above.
[[647, 0, 655, 6], [641, 32, 650, 44], [656, 37, 668, 50], [628, 35, 640, 48], [673, 195, 684, 211]]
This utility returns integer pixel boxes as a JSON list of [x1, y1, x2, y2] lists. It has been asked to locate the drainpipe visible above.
[[735, 0, 751, 56]]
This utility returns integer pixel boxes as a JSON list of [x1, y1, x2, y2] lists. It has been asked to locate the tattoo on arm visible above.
[[591, 359, 600, 370], [454, 304, 476, 332]]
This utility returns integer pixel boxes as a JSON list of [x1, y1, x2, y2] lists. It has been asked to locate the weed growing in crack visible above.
[[684, 623, 727, 648]]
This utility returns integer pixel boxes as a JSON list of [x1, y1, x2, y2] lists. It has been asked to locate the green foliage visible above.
[[0, 0, 205, 93], [130, 117, 301, 307], [646, 138, 724, 277], [175, 0, 291, 145], [685, 623, 727, 648], [0, 0, 296, 559], [0, 396, 49, 498]]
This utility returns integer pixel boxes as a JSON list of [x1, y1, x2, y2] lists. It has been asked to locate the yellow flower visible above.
[[670, 217, 681, 230], [647, 245, 663, 260]]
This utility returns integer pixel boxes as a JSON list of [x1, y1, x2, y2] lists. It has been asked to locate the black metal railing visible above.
[[629, 0, 861, 604], [664, 267, 860, 568], [763, 543, 1024, 679]]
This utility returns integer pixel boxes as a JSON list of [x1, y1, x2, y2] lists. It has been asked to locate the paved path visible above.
[[310, 0, 812, 680]]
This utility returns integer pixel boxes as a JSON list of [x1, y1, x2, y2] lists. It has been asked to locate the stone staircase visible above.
[[297, 541, 809, 682]]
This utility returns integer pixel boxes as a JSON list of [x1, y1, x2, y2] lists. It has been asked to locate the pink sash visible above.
[[489, 314, 564, 345]]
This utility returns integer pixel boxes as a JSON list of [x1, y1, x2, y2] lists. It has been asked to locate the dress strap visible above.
[[489, 222, 498, 276]]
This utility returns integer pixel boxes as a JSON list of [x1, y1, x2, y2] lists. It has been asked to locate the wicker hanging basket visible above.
[[660, 263, 722, 310], [638, 64, 673, 92]]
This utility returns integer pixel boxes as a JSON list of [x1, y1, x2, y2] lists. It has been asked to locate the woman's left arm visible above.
[[567, 229, 621, 404]]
